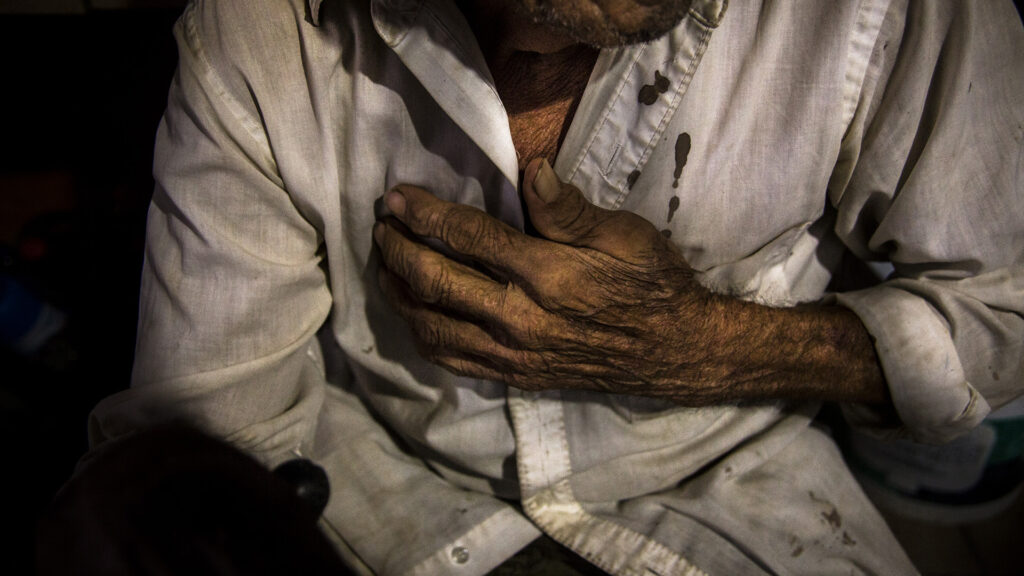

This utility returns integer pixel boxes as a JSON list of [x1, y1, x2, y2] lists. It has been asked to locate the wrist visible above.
[[670, 294, 888, 405]]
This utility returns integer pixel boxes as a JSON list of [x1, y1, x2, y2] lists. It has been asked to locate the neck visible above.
[[457, 1, 599, 170], [456, 0, 576, 66]]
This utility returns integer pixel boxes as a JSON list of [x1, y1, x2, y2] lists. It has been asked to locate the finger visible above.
[[383, 185, 546, 281], [522, 158, 664, 262], [378, 265, 542, 363], [428, 352, 516, 385], [375, 218, 493, 307], [428, 353, 561, 393], [375, 220, 555, 343]]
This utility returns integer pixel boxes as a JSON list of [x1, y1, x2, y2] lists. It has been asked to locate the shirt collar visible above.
[[307, 0, 323, 26], [689, 0, 729, 28]]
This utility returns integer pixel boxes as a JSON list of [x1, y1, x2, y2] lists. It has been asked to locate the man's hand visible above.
[[373, 158, 889, 405]]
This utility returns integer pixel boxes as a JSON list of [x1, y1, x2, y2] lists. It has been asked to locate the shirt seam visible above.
[[567, 45, 648, 184], [403, 507, 534, 576], [418, 4, 505, 111], [525, 479, 710, 576], [840, 0, 894, 135], [609, 24, 713, 210], [370, 0, 425, 48], [181, 2, 280, 175], [688, 0, 729, 29]]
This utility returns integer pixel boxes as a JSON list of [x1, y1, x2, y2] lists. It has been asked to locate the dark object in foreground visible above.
[[273, 457, 331, 518], [36, 424, 350, 575]]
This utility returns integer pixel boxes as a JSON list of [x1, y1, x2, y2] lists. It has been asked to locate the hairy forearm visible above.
[[688, 293, 890, 405]]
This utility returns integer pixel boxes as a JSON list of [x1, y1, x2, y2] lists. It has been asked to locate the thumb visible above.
[[523, 158, 662, 260]]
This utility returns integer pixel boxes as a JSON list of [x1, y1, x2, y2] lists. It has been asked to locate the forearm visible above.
[[689, 293, 889, 405], [375, 168, 894, 408]]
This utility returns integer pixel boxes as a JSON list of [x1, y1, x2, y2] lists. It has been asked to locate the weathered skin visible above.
[[373, 159, 888, 405]]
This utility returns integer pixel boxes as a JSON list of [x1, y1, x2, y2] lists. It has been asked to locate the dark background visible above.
[[1, 3, 183, 573], [1, 1, 1022, 575]]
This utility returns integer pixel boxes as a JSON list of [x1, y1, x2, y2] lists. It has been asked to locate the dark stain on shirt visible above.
[[787, 534, 804, 557], [627, 169, 641, 190], [673, 132, 691, 188], [821, 507, 842, 530], [660, 229, 672, 238], [667, 196, 680, 222], [841, 531, 857, 546], [638, 70, 670, 105]]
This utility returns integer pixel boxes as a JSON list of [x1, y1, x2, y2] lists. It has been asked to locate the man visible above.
[[89, 0, 1023, 574]]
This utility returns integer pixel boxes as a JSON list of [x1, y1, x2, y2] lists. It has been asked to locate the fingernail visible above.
[[533, 159, 561, 203], [373, 221, 384, 245], [386, 189, 406, 217]]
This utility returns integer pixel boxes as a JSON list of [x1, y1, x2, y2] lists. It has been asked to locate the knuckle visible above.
[[529, 256, 574, 307], [405, 251, 447, 304], [436, 205, 514, 257], [426, 324, 451, 349], [439, 356, 473, 378], [425, 265, 450, 306], [442, 209, 487, 250], [494, 287, 537, 345], [409, 255, 448, 305], [408, 314, 447, 349], [551, 195, 596, 238], [380, 229, 405, 270], [505, 370, 528, 389], [505, 317, 540, 347], [422, 204, 450, 237]]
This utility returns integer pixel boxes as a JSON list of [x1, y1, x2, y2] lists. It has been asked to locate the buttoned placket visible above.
[[509, 2, 728, 574], [347, 0, 729, 574]]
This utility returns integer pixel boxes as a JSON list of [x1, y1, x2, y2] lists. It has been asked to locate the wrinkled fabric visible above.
[[90, 0, 1023, 574]]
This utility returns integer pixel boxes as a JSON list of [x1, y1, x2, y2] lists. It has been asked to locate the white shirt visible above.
[[90, 0, 1023, 574]]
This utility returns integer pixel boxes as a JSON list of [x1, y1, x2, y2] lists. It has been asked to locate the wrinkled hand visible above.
[[373, 158, 726, 403]]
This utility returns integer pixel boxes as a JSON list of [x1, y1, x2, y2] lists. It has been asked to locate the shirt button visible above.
[[451, 546, 470, 564]]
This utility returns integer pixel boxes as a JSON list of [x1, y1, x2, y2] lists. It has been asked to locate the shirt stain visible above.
[[787, 534, 805, 557], [660, 229, 672, 238], [627, 169, 641, 190], [638, 70, 670, 105], [667, 196, 680, 222], [673, 132, 691, 188], [841, 531, 857, 546], [810, 491, 844, 532], [822, 508, 842, 530]]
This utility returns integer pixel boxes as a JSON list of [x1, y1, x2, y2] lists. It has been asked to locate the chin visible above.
[[520, 0, 693, 47]]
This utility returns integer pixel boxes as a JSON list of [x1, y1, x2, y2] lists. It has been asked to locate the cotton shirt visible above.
[[90, 0, 1024, 574]]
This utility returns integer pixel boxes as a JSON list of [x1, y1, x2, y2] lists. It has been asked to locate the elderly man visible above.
[[90, 0, 1023, 574]]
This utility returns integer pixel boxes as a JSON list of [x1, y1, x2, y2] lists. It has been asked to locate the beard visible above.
[[517, 1, 694, 48]]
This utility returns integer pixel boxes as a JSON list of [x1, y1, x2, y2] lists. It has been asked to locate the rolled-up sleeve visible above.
[[830, 0, 1024, 443], [89, 1, 333, 465]]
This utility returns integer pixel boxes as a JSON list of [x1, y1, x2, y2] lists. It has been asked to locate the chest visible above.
[[507, 98, 580, 171], [493, 47, 599, 172]]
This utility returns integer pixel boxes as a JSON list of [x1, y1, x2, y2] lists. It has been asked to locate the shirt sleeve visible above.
[[88, 1, 333, 466], [828, 0, 1024, 443]]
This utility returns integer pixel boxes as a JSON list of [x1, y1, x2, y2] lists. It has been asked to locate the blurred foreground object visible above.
[[36, 425, 351, 575]]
